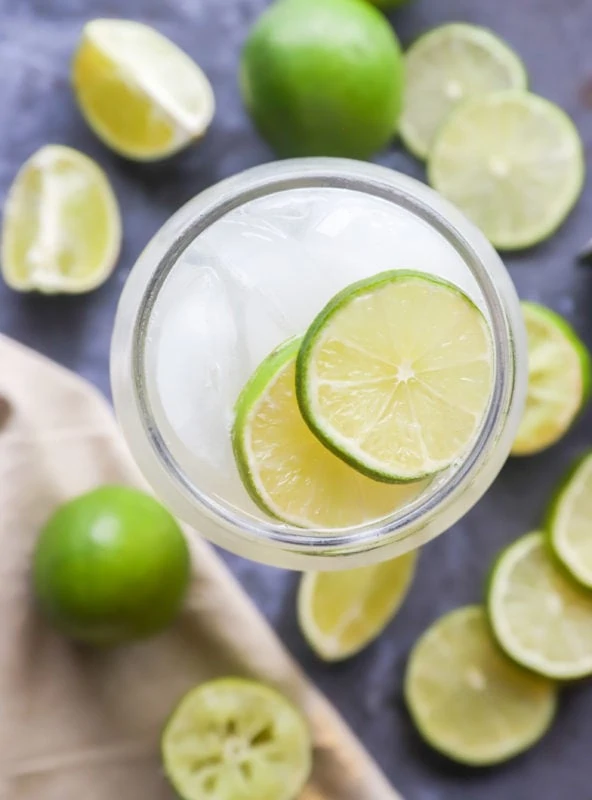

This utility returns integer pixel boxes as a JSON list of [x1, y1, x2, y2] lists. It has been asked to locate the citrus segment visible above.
[[2, 145, 121, 294], [232, 338, 427, 528]]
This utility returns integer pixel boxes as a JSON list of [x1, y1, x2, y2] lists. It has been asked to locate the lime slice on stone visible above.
[[72, 19, 215, 161], [2, 145, 121, 294], [298, 551, 417, 661], [233, 337, 426, 528], [296, 271, 494, 483], [400, 24, 527, 160], [548, 453, 592, 589], [488, 531, 592, 680], [405, 606, 557, 766], [512, 302, 591, 456], [162, 678, 311, 800], [429, 90, 585, 250]]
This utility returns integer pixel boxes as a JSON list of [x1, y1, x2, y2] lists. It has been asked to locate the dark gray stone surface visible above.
[[1, 1, 591, 797]]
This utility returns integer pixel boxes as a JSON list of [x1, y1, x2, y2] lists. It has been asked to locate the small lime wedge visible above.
[[512, 302, 591, 455], [428, 90, 585, 249], [548, 452, 592, 589], [296, 271, 494, 483], [2, 145, 121, 294], [232, 337, 427, 527], [488, 532, 592, 680], [405, 606, 557, 766], [72, 19, 215, 161], [162, 678, 311, 800], [298, 551, 417, 661], [400, 24, 527, 160]]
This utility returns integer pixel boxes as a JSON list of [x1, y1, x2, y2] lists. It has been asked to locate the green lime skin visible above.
[[32, 486, 191, 646], [240, 0, 405, 159], [369, 0, 411, 8]]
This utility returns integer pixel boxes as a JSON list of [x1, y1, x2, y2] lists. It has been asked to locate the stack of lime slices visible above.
[[400, 23, 585, 249], [232, 270, 494, 529], [405, 453, 592, 767]]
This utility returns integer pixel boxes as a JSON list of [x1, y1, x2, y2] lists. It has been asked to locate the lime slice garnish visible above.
[[400, 24, 527, 160], [405, 606, 557, 766], [1, 145, 121, 294], [298, 551, 417, 661], [72, 19, 215, 161], [162, 678, 312, 800], [548, 452, 592, 589], [296, 271, 494, 483], [488, 531, 592, 680], [232, 337, 427, 527], [512, 302, 591, 455], [428, 90, 585, 250]]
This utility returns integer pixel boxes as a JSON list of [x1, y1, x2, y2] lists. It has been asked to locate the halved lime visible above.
[[232, 337, 427, 527], [405, 606, 556, 766], [488, 531, 592, 680], [1, 145, 121, 294], [428, 90, 585, 250], [72, 19, 215, 161], [400, 24, 527, 160], [162, 678, 311, 800], [298, 551, 417, 661], [548, 452, 592, 589], [512, 302, 591, 455], [296, 271, 494, 483]]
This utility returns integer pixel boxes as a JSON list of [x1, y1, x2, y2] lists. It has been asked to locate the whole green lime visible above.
[[32, 486, 191, 646], [240, 0, 405, 159]]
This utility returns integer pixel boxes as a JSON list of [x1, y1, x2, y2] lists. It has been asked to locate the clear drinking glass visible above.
[[111, 158, 527, 571]]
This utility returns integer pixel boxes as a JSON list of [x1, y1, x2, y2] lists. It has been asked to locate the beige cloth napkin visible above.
[[0, 335, 400, 800]]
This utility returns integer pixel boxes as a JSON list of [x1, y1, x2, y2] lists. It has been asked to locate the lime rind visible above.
[[296, 269, 493, 483], [405, 606, 557, 766], [512, 302, 591, 455], [232, 337, 302, 523], [297, 551, 417, 661], [547, 451, 592, 589], [400, 23, 528, 160], [428, 90, 585, 250], [487, 531, 592, 681], [1, 144, 122, 294], [162, 677, 312, 800]]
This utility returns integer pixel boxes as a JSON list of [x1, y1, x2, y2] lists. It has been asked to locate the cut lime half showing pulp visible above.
[[298, 551, 417, 661], [72, 19, 215, 161], [488, 532, 592, 680], [296, 271, 494, 483], [232, 337, 427, 528], [548, 452, 592, 589], [512, 302, 591, 455], [405, 606, 557, 766], [400, 24, 527, 160], [2, 145, 121, 294], [162, 678, 311, 800], [429, 90, 585, 250]]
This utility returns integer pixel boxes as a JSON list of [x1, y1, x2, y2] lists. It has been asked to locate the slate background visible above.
[[1, 0, 592, 798]]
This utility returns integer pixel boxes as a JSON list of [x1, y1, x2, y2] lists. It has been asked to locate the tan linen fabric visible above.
[[0, 335, 400, 800]]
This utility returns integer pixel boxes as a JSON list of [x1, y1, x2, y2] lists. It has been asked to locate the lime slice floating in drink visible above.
[[1, 145, 121, 294], [296, 271, 494, 483], [232, 337, 427, 527], [298, 552, 417, 661], [72, 19, 215, 161], [428, 90, 585, 250], [512, 302, 591, 456], [162, 678, 312, 800], [405, 606, 557, 766], [400, 24, 527, 160], [548, 452, 592, 589], [488, 531, 592, 680]]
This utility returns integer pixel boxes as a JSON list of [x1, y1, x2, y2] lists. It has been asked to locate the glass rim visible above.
[[116, 157, 520, 561]]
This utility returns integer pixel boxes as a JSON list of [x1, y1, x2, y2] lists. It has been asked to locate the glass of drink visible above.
[[111, 158, 526, 570]]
